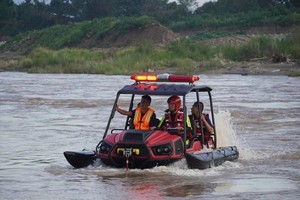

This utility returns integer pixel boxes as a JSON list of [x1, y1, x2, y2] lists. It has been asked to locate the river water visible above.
[[0, 72, 299, 200]]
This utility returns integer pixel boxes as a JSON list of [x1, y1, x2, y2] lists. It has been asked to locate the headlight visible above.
[[98, 142, 112, 154], [152, 143, 173, 156]]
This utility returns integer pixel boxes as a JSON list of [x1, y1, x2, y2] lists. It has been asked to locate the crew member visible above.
[[189, 101, 214, 144], [158, 95, 193, 144], [115, 95, 157, 130]]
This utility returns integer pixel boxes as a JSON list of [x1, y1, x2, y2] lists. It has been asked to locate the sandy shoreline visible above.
[[201, 61, 300, 76], [153, 61, 300, 76]]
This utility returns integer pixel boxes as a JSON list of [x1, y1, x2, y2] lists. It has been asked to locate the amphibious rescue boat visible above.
[[64, 74, 239, 170]]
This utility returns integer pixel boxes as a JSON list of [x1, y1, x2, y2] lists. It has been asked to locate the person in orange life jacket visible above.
[[189, 101, 214, 141], [158, 95, 193, 142], [115, 95, 157, 130]]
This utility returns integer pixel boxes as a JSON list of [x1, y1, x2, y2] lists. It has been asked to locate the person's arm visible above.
[[115, 104, 132, 116], [201, 114, 214, 135]]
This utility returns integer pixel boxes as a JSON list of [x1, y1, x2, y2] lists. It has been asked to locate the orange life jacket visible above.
[[133, 107, 154, 130]]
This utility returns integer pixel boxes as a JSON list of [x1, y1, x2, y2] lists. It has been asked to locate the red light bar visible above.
[[168, 75, 199, 83], [131, 74, 200, 83]]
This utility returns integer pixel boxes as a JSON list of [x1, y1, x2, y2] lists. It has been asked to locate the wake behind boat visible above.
[[64, 74, 239, 170]]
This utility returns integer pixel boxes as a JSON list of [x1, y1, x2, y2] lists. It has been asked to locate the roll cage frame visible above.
[[102, 81, 217, 152]]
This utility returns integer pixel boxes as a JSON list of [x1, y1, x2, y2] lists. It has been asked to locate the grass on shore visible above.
[[1, 27, 299, 75]]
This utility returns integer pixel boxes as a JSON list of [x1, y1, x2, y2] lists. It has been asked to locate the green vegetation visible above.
[[169, 8, 300, 31], [220, 28, 300, 61], [1, 0, 299, 75], [1, 16, 155, 51], [4, 28, 296, 75]]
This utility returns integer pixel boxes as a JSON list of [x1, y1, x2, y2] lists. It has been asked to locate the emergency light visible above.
[[131, 74, 199, 83]]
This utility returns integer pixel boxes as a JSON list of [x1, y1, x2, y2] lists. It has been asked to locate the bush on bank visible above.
[[2, 27, 299, 75]]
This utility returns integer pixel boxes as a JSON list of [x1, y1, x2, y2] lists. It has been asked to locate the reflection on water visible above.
[[0, 72, 299, 199], [213, 175, 298, 195]]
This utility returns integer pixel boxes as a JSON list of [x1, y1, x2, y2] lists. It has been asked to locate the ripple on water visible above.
[[212, 175, 298, 194]]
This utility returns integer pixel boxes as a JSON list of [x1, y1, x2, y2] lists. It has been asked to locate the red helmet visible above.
[[167, 95, 181, 111]]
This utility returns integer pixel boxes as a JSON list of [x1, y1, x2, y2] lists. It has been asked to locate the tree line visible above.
[[1, 0, 299, 37]]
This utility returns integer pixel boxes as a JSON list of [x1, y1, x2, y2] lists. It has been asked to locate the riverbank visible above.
[[203, 61, 300, 76], [1, 22, 299, 76], [1, 56, 299, 76], [151, 60, 300, 76]]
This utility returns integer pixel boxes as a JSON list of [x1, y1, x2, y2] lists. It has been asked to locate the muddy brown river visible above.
[[0, 72, 299, 199]]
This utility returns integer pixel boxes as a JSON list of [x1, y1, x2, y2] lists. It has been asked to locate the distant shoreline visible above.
[[0, 50, 299, 76], [202, 62, 300, 76], [153, 61, 300, 76]]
